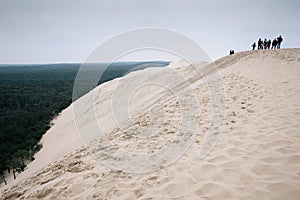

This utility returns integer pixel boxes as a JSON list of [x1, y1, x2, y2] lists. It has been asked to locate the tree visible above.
[[0, 164, 7, 185], [14, 149, 30, 169]]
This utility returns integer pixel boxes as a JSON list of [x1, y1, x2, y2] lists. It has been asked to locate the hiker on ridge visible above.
[[252, 42, 256, 50], [277, 35, 283, 49], [267, 39, 271, 49], [272, 38, 278, 49], [258, 38, 263, 50], [264, 39, 268, 49]]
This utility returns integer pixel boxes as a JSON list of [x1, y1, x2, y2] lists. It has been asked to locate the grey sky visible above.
[[0, 0, 299, 63]]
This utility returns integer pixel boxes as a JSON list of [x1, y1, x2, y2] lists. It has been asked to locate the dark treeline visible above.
[[0, 64, 79, 185], [0, 61, 169, 185]]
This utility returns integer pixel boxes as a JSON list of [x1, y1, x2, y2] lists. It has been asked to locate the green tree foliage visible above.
[[0, 61, 169, 184], [0, 64, 80, 182]]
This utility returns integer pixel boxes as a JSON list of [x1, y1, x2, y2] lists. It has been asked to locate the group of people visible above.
[[229, 35, 284, 55], [252, 35, 283, 50]]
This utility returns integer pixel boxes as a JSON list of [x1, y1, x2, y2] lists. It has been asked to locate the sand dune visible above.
[[1, 49, 300, 199]]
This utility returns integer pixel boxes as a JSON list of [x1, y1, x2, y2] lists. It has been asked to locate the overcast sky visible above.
[[0, 0, 299, 63]]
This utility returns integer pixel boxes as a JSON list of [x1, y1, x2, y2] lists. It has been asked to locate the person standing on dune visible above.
[[258, 38, 263, 49], [264, 38, 268, 49], [267, 39, 271, 49], [277, 35, 283, 49], [252, 42, 256, 50], [272, 38, 278, 49]]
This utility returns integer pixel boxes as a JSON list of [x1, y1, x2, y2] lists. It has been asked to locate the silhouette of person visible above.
[[258, 38, 263, 50], [267, 39, 271, 49], [264, 38, 267, 49], [277, 35, 283, 49], [229, 49, 235, 55], [252, 42, 256, 50], [272, 39, 278, 49]]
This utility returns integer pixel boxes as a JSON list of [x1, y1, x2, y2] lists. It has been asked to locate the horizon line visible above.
[[0, 60, 172, 66]]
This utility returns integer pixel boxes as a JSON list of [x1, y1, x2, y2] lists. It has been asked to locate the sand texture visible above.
[[1, 49, 300, 199]]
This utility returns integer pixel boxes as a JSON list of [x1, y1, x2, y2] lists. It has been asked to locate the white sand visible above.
[[1, 49, 300, 199]]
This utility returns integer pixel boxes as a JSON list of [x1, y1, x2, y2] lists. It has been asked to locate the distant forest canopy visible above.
[[0, 61, 169, 185]]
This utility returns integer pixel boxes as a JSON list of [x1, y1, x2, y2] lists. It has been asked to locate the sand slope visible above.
[[1, 49, 300, 199]]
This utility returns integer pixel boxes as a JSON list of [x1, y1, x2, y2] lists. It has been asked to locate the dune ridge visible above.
[[1, 49, 300, 199]]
